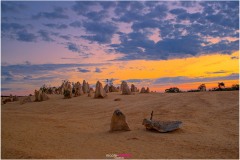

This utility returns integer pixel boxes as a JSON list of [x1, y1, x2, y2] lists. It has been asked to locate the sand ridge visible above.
[[1, 91, 239, 159]]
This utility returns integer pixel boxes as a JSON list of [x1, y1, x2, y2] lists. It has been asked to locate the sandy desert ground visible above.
[[1, 91, 239, 159]]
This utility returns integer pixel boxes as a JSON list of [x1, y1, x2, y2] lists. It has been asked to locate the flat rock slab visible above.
[[142, 119, 182, 133]]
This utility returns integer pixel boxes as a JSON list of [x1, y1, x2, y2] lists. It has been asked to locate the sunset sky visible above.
[[1, 1, 239, 95]]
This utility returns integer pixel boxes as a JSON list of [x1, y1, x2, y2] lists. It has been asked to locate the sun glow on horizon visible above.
[[1, 50, 239, 96], [62, 51, 239, 93]]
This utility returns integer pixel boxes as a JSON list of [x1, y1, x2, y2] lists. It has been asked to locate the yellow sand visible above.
[[1, 91, 239, 159]]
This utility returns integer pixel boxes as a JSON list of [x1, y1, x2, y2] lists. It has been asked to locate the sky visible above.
[[1, 1, 239, 96]]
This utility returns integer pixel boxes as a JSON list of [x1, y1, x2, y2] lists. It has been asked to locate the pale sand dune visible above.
[[1, 91, 239, 159]]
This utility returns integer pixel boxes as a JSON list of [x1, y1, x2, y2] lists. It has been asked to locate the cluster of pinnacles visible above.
[[8, 79, 151, 105]]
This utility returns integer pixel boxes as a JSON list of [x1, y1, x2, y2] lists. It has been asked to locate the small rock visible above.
[[114, 98, 121, 101]]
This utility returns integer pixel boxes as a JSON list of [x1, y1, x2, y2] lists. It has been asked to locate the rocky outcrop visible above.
[[110, 109, 131, 131], [63, 81, 72, 98], [34, 89, 49, 102], [140, 87, 150, 93], [104, 84, 109, 93], [94, 81, 107, 98], [73, 82, 83, 96], [109, 85, 119, 92], [131, 84, 138, 92], [82, 80, 89, 94], [121, 81, 131, 95], [140, 87, 146, 93]]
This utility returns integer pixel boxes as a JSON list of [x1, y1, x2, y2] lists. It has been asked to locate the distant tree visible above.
[[165, 87, 181, 93], [218, 82, 225, 90], [231, 84, 239, 90], [198, 84, 206, 91], [187, 89, 200, 92]]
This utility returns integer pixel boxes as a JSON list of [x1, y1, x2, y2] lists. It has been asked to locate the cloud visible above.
[[17, 30, 37, 42], [201, 1, 239, 29], [124, 79, 148, 83], [112, 32, 204, 60], [2, 63, 108, 75], [82, 21, 118, 44], [38, 30, 54, 42], [113, 2, 145, 23], [1, 70, 14, 82], [1, 62, 109, 95], [108, 1, 239, 60], [1, 88, 12, 91], [153, 73, 239, 85], [2, 23, 25, 32], [99, 1, 117, 9], [2, 1, 239, 62], [155, 35, 203, 56], [231, 56, 239, 60], [44, 23, 68, 29], [69, 21, 81, 28], [95, 68, 102, 73], [1, 1, 27, 13], [32, 7, 69, 19], [110, 31, 157, 60], [180, 1, 198, 8], [59, 35, 71, 40], [206, 70, 227, 74], [23, 75, 33, 80], [77, 68, 91, 73], [202, 40, 239, 54], [24, 61, 31, 65], [66, 42, 81, 53], [170, 8, 187, 15], [85, 10, 108, 21], [145, 4, 168, 18], [72, 1, 98, 15], [1, 63, 109, 84], [131, 19, 159, 31]]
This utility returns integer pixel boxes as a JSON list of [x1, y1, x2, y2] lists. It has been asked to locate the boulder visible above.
[[94, 81, 107, 98], [121, 81, 131, 95], [110, 109, 131, 131]]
